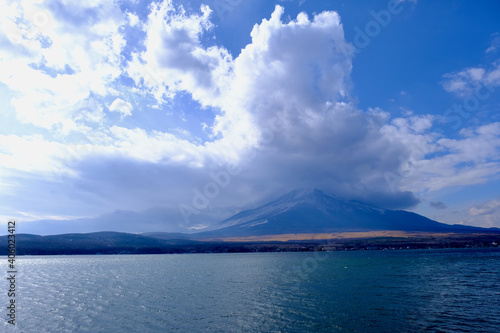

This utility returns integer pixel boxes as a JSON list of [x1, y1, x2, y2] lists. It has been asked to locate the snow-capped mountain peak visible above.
[[196, 188, 481, 237]]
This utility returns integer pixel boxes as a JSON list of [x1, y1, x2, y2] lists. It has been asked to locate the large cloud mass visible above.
[[1, 1, 499, 233]]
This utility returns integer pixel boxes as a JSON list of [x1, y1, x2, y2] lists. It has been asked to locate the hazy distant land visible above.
[[1, 231, 499, 255]]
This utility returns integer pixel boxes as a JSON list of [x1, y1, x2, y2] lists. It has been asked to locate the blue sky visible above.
[[1, 0, 500, 234]]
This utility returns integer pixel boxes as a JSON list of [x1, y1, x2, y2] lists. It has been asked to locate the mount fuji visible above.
[[195, 189, 492, 238]]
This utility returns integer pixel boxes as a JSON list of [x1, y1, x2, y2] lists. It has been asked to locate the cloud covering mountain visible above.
[[1, 1, 500, 234], [195, 188, 492, 237]]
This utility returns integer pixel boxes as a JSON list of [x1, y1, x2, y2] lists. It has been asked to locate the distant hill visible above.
[[0, 232, 202, 255], [194, 189, 497, 238]]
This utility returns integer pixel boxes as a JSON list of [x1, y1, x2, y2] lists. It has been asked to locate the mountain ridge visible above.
[[2, 189, 499, 255], [2, 189, 499, 256], [194, 188, 495, 238]]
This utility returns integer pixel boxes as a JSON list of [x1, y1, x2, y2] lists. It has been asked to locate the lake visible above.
[[1, 249, 499, 332]]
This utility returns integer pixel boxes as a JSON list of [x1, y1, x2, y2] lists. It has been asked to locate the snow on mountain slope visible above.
[[196, 188, 478, 237]]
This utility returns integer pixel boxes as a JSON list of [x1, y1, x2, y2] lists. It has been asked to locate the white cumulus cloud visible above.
[[108, 98, 133, 118]]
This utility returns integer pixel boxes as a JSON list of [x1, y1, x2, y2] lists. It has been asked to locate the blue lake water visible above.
[[1, 249, 499, 332]]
